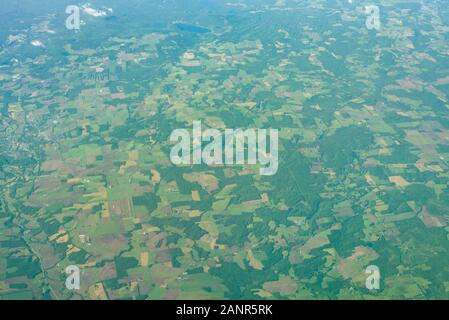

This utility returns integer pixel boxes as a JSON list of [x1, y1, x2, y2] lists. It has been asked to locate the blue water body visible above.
[[175, 23, 210, 33]]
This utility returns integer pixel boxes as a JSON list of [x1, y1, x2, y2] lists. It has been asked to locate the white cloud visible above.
[[31, 40, 45, 47], [81, 3, 109, 17]]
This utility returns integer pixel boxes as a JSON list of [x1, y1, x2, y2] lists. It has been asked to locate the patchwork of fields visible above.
[[1, 0, 449, 299]]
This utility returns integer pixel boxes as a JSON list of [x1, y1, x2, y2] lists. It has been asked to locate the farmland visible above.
[[1, 0, 449, 299]]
